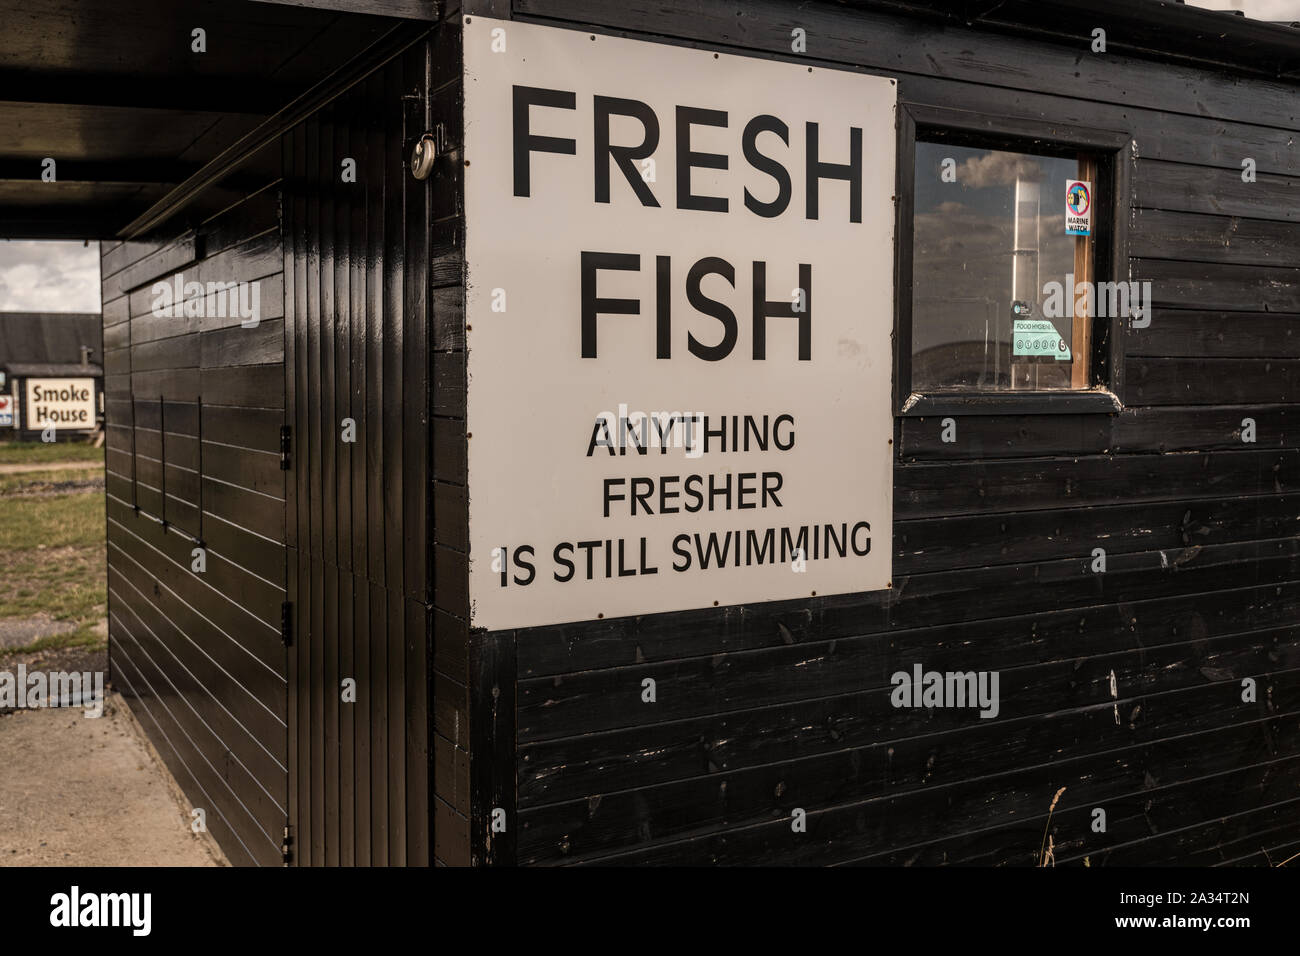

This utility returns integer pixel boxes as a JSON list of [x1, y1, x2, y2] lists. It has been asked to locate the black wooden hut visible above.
[[2, 0, 1298, 867]]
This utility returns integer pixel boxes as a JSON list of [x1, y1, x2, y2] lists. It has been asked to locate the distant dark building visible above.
[[0, 312, 104, 439]]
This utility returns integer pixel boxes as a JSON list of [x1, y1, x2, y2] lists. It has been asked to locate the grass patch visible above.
[[0, 441, 104, 466], [0, 492, 105, 551], [0, 546, 106, 622], [0, 621, 104, 659], [0, 481, 107, 656]]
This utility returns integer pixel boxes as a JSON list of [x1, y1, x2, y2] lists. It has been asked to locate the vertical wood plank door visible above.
[[282, 40, 433, 867]]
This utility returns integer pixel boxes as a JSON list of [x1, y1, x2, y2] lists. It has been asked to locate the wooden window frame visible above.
[[894, 103, 1132, 417]]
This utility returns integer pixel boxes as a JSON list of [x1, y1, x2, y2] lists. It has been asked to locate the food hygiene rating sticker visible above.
[[1013, 319, 1071, 360]]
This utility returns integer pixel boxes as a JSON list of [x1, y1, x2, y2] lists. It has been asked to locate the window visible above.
[[895, 106, 1130, 414]]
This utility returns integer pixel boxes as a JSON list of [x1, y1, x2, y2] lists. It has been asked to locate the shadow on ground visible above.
[[0, 662, 226, 866]]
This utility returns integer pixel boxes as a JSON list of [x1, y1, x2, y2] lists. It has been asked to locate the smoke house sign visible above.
[[463, 18, 896, 630], [25, 378, 95, 430]]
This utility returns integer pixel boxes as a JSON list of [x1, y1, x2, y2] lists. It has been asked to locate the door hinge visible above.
[[279, 425, 291, 470], [281, 825, 293, 865], [280, 601, 293, 647]]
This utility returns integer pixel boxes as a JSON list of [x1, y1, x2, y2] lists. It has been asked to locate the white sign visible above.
[[25, 378, 95, 430], [1066, 179, 1092, 236], [463, 18, 896, 630], [0, 394, 12, 427]]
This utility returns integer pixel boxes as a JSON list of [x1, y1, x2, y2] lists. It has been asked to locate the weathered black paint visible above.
[[430, 3, 471, 868], [98, 0, 1300, 867], [102, 30, 438, 866], [101, 153, 289, 866], [281, 41, 433, 866], [435, 0, 1300, 866]]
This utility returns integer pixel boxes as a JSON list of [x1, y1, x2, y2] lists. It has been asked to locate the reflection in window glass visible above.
[[912, 142, 1092, 392]]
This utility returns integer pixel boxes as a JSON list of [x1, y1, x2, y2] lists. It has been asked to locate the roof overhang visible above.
[[5, 0, 1297, 241], [3, 363, 104, 378], [0, 0, 435, 240], [843, 0, 1300, 80]]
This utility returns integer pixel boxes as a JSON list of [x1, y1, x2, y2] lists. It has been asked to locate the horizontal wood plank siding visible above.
[[100, 151, 288, 868], [485, 0, 1300, 866]]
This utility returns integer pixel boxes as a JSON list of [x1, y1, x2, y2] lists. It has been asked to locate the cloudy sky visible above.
[[0, 240, 101, 313], [1186, 0, 1300, 18]]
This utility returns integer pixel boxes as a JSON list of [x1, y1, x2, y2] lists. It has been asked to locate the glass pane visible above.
[[912, 142, 1088, 392]]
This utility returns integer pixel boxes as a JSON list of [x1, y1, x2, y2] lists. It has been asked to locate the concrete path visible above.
[[0, 691, 226, 866]]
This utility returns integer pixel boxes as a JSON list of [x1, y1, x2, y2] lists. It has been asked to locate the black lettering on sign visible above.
[[581, 251, 641, 359], [686, 257, 737, 361], [594, 95, 660, 207], [509, 87, 866, 222], [675, 106, 728, 213], [513, 85, 577, 198], [742, 115, 792, 218], [753, 262, 812, 360], [580, 256, 813, 362], [553, 543, 575, 582], [806, 121, 863, 222]]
